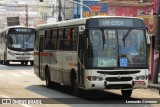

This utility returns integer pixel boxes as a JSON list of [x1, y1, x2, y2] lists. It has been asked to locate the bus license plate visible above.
[[16, 57, 29, 60], [135, 81, 145, 85]]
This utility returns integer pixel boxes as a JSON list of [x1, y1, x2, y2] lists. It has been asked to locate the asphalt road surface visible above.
[[0, 62, 159, 107]]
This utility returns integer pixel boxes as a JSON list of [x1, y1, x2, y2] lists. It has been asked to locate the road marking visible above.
[[0, 95, 11, 98], [0, 72, 34, 77], [11, 73, 23, 77], [134, 90, 160, 97], [0, 95, 32, 107], [21, 71, 34, 76]]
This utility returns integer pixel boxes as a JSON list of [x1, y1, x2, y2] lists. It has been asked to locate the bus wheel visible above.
[[24, 61, 28, 65], [73, 79, 80, 96], [5, 61, 9, 65], [121, 90, 132, 98], [2, 61, 4, 65], [45, 67, 52, 88], [21, 62, 24, 65], [30, 61, 34, 66]]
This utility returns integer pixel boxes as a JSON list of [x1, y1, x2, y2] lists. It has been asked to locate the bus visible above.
[[0, 26, 35, 66], [34, 16, 149, 98]]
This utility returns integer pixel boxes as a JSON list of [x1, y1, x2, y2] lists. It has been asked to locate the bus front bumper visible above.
[[84, 80, 148, 90]]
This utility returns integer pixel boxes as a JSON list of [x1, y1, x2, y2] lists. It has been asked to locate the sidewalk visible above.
[[148, 77, 160, 90], [148, 81, 160, 90]]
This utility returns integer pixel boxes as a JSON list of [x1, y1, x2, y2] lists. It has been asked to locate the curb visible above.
[[148, 84, 160, 95], [148, 84, 160, 90]]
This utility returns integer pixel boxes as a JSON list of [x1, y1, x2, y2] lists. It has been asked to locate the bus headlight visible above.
[[92, 76, 103, 81], [8, 51, 16, 56], [92, 76, 97, 81], [135, 75, 146, 80]]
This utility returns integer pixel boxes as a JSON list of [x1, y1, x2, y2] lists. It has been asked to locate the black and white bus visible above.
[[34, 16, 149, 98], [0, 26, 35, 65]]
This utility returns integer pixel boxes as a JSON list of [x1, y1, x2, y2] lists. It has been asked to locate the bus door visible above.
[[78, 34, 85, 86], [39, 37, 45, 79]]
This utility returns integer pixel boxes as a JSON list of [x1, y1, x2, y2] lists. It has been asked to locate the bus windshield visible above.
[[7, 33, 35, 49], [87, 29, 147, 68]]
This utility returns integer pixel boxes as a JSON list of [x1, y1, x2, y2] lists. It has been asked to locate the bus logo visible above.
[[117, 74, 121, 79]]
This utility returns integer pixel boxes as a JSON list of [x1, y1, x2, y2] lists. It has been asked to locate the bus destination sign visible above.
[[99, 19, 133, 27], [15, 28, 32, 32]]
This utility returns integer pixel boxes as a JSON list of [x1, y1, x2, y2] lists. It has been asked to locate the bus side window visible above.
[[45, 30, 52, 50], [35, 31, 39, 50], [57, 29, 63, 50], [39, 37, 44, 52], [51, 29, 57, 50], [71, 27, 78, 51], [64, 28, 70, 50]]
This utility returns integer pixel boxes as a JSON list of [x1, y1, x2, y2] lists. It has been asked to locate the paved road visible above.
[[0, 63, 160, 107]]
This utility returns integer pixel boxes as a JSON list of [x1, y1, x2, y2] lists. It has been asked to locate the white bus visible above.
[[34, 16, 149, 98], [0, 26, 35, 65]]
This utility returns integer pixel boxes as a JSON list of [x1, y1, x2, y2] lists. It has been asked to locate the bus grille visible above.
[[16, 53, 32, 55], [97, 71, 140, 75], [106, 77, 133, 82]]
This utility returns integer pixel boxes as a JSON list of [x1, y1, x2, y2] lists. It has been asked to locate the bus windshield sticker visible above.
[[98, 57, 117, 67], [24, 42, 28, 48], [12, 44, 21, 48], [120, 58, 128, 67]]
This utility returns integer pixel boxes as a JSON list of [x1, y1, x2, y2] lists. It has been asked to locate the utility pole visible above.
[[77, 0, 79, 18], [58, 0, 62, 21], [153, 0, 160, 84], [25, 4, 28, 26], [52, 4, 54, 17], [80, 0, 83, 18]]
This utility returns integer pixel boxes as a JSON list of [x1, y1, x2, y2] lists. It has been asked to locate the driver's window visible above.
[[89, 29, 102, 48], [102, 30, 117, 57], [104, 30, 116, 48]]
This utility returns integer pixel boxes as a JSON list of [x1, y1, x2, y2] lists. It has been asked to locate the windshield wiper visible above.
[[122, 29, 132, 41], [100, 28, 106, 50]]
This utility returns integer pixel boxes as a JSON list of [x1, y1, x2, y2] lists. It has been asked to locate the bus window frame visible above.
[[51, 29, 58, 50], [45, 30, 52, 50], [57, 29, 64, 50]]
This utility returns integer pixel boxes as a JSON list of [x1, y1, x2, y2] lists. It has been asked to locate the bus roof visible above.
[[35, 16, 144, 30], [35, 18, 89, 30]]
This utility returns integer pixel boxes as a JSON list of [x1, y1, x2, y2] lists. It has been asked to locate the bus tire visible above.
[[73, 79, 80, 96], [21, 62, 24, 65], [24, 61, 28, 65], [2, 61, 4, 65], [5, 61, 9, 65], [45, 67, 52, 88], [30, 61, 34, 66], [71, 70, 80, 96], [121, 90, 132, 98]]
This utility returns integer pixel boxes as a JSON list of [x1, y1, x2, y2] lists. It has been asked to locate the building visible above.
[[0, 0, 38, 29]]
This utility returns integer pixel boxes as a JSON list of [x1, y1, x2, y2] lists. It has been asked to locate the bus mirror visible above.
[[79, 34, 86, 49], [146, 33, 151, 45], [145, 26, 148, 31], [79, 25, 85, 32]]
